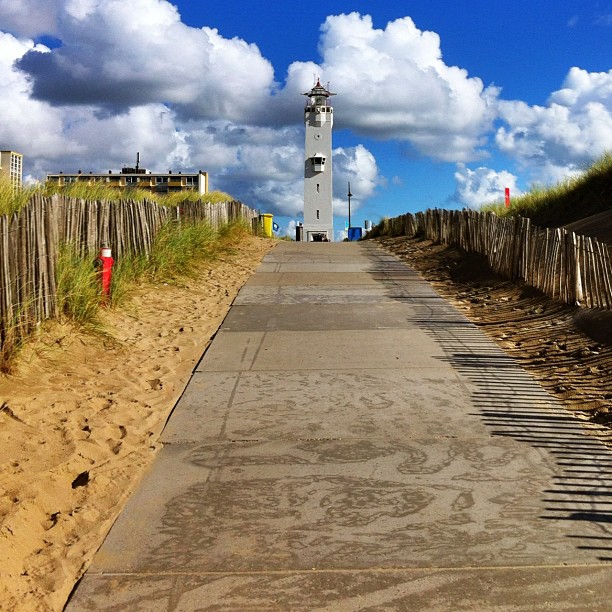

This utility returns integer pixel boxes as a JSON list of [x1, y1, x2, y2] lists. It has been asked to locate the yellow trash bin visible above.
[[261, 213, 273, 238]]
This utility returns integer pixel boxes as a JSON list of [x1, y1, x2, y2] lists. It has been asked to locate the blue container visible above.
[[348, 227, 363, 241]]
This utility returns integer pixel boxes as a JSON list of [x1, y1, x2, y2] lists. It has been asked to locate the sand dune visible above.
[[564, 209, 612, 244]]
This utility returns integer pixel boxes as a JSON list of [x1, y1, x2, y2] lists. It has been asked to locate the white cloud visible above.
[[0, 26, 303, 207], [190, 124, 306, 215], [0, 0, 61, 37], [62, 105, 187, 170], [453, 166, 521, 209], [282, 219, 297, 240], [549, 67, 612, 107], [0, 33, 76, 160], [223, 142, 381, 218], [15, 0, 276, 122], [332, 144, 380, 216], [11, 6, 499, 164], [496, 67, 612, 183], [289, 13, 499, 162]]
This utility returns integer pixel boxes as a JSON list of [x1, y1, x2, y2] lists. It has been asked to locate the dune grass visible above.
[[0, 300, 38, 372], [482, 152, 612, 227], [0, 179, 42, 216], [42, 181, 153, 202], [143, 220, 218, 281], [41, 181, 234, 207], [55, 244, 105, 331], [0, 180, 236, 217], [162, 189, 234, 205]]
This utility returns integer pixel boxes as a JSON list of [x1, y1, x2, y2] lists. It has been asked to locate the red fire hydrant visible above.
[[94, 246, 114, 303]]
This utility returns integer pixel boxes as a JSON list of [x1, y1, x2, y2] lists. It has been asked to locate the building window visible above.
[[316, 209, 320, 219], [311, 156, 326, 172]]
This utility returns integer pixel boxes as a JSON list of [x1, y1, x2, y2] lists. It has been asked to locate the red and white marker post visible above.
[[95, 246, 114, 304]]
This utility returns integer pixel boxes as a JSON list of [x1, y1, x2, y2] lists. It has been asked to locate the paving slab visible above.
[[67, 241, 612, 611], [221, 303, 464, 331], [256, 262, 387, 273], [161, 369, 490, 443], [196, 329, 446, 372], [84, 438, 610, 574], [69, 566, 612, 611], [161, 367, 588, 446], [244, 272, 388, 286], [234, 284, 440, 305]]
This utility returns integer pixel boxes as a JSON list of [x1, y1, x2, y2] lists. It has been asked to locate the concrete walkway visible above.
[[67, 242, 612, 610]]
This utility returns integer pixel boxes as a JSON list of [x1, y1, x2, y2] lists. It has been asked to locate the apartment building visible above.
[[46, 164, 209, 196], [0, 151, 23, 189]]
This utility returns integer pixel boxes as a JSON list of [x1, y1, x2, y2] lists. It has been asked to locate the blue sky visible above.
[[1, 1, 611, 238]]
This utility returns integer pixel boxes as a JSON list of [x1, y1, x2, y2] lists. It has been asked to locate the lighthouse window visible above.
[[317, 183, 320, 193], [317, 209, 320, 219]]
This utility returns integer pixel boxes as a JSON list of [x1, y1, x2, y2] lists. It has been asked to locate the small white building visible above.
[[301, 80, 335, 241]]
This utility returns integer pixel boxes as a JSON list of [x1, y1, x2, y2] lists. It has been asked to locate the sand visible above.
[[0, 235, 275, 611], [564, 209, 612, 244]]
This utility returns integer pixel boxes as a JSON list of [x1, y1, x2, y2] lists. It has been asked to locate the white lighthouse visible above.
[[301, 79, 335, 241]]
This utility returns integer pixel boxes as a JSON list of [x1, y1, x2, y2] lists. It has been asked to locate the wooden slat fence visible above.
[[0, 194, 258, 353], [372, 208, 612, 310]]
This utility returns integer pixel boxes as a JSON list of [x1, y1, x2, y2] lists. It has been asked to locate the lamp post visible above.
[[347, 182, 352, 232]]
